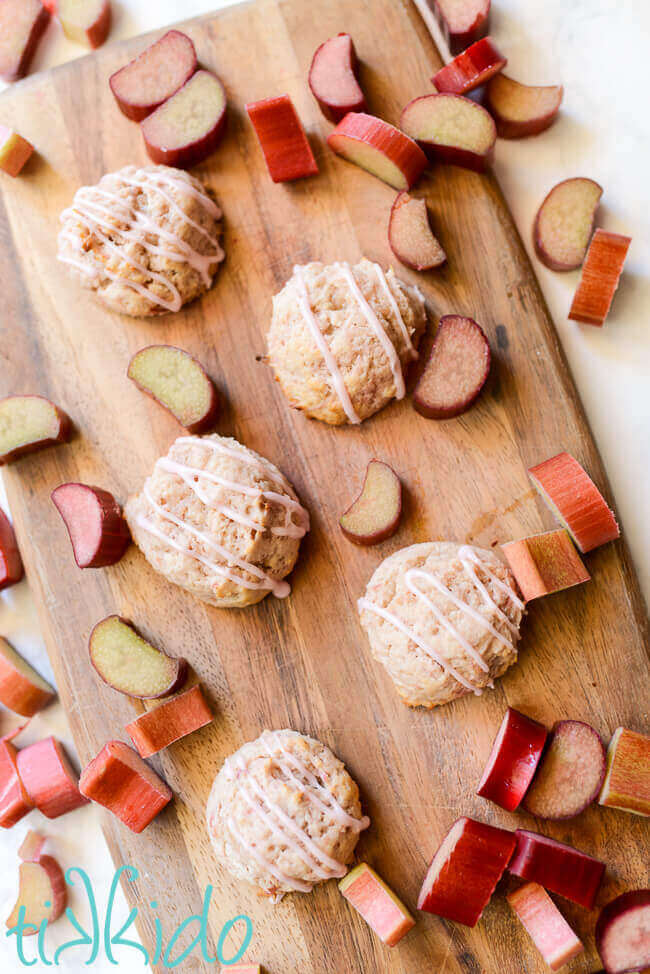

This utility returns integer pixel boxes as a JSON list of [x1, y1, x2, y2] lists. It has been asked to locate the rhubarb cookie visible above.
[[206, 729, 370, 900], [358, 542, 525, 708], [125, 434, 309, 607], [267, 259, 427, 425], [57, 164, 224, 316]]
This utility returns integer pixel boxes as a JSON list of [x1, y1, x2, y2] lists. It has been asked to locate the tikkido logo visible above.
[[7, 865, 253, 968]]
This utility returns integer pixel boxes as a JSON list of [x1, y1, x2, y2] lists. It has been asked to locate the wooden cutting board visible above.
[[0, 0, 648, 970]]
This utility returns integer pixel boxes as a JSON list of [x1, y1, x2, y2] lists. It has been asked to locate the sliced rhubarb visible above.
[[109, 30, 198, 121], [501, 529, 590, 602], [246, 95, 318, 183], [339, 460, 402, 546], [17, 737, 88, 819], [51, 483, 131, 569], [413, 314, 491, 419], [339, 863, 415, 946], [58, 0, 111, 48], [6, 856, 67, 934], [0, 0, 50, 82], [508, 830, 605, 910], [0, 395, 71, 466], [388, 191, 446, 270], [400, 94, 496, 172], [523, 720, 606, 820], [18, 831, 47, 862], [431, 0, 491, 55], [432, 37, 506, 95], [0, 730, 34, 829], [485, 74, 563, 139], [79, 740, 172, 833], [477, 707, 548, 812], [327, 112, 427, 190], [308, 33, 366, 123], [528, 452, 619, 553], [0, 510, 24, 590], [418, 817, 516, 926], [0, 637, 55, 717], [595, 890, 650, 973], [125, 684, 212, 758], [598, 727, 649, 817], [568, 229, 631, 326], [533, 178, 603, 271], [141, 70, 227, 169], [127, 345, 219, 433], [89, 616, 188, 699], [508, 882, 584, 970], [0, 127, 34, 177]]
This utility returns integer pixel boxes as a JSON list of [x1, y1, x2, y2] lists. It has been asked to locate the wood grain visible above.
[[0, 0, 648, 970]]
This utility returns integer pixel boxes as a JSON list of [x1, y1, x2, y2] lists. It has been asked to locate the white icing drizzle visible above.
[[337, 262, 405, 398], [372, 262, 418, 361], [292, 265, 360, 425], [225, 816, 312, 893]]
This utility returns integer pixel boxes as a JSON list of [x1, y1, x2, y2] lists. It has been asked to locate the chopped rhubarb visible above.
[[18, 831, 47, 862], [125, 684, 212, 758], [501, 529, 590, 602], [508, 882, 584, 970], [568, 229, 631, 326], [308, 33, 366, 123], [0, 395, 71, 466], [51, 483, 131, 568], [0, 0, 50, 82], [432, 37, 506, 95], [79, 740, 172, 833], [595, 889, 650, 973], [431, 0, 491, 55], [141, 70, 227, 170], [17, 737, 88, 819], [246, 95, 318, 183], [6, 855, 67, 935], [0, 731, 34, 829], [339, 863, 415, 946], [477, 707, 548, 811], [388, 191, 446, 270], [327, 112, 427, 190], [418, 817, 516, 926], [598, 727, 649, 817], [508, 830, 605, 910], [534, 178, 603, 272], [0, 638, 55, 717], [339, 460, 402, 546], [0, 510, 24, 590], [58, 0, 111, 49], [109, 30, 198, 121], [0, 127, 34, 177], [528, 452, 619, 553], [523, 720, 606, 820], [413, 314, 491, 419], [400, 94, 496, 172], [485, 74, 563, 139]]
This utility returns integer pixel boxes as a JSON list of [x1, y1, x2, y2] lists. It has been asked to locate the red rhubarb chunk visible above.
[[246, 95, 318, 183], [432, 37, 506, 95], [327, 112, 427, 190], [109, 30, 198, 121], [569, 229, 631, 326], [79, 740, 172, 833], [595, 889, 650, 974], [0, 637, 55, 717], [599, 727, 650, 817], [477, 707, 548, 811], [431, 0, 491, 55], [528, 451, 619, 553], [125, 684, 212, 758], [308, 33, 366, 123], [0, 0, 50, 82], [0, 510, 24, 590], [0, 733, 34, 828], [508, 830, 605, 910], [508, 881, 584, 970], [339, 863, 415, 946], [418, 817, 516, 926], [501, 529, 590, 602], [17, 737, 88, 819]]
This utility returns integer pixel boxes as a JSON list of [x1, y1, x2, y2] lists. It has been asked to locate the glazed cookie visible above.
[[358, 542, 525, 708], [206, 729, 370, 900], [267, 259, 427, 425], [57, 164, 224, 316], [125, 434, 309, 607]]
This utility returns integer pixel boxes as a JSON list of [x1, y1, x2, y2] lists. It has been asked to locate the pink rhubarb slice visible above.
[[568, 229, 631, 326], [339, 862, 415, 946], [501, 529, 590, 602], [508, 881, 584, 970]]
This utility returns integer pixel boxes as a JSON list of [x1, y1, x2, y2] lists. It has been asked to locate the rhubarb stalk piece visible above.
[[598, 727, 650, 817], [432, 37, 506, 95], [125, 684, 212, 758], [485, 75, 563, 139], [339, 460, 402, 546], [109, 30, 198, 121], [308, 33, 366, 123], [0, 127, 34, 177], [477, 707, 548, 812], [6, 856, 67, 934], [400, 94, 496, 172], [388, 191, 446, 270], [0, 637, 55, 717], [327, 112, 427, 190], [413, 314, 491, 419], [431, 0, 491, 55], [528, 452, 619, 553], [595, 890, 650, 973], [523, 720, 606, 820], [0, 395, 71, 466], [0, 0, 50, 82], [501, 529, 590, 602], [568, 229, 631, 326], [89, 616, 188, 699], [508, 830, 605, 910], [127, 345, 219, 433], [51, 484, 131, 569], [246, 95, 318, 183], [0, 510, 24, 590], [142, 70, 227, 169], [58, 0, 111, 48], [339, 863, 415, 946], [508, 882, 584, 970], [0, 729, 34, 829], [418, 817, 516, 926], [17, 737, 88, 819], [18, 831, 47, 862], [79, 740, 172, 832], [533, 178, 603, 271]]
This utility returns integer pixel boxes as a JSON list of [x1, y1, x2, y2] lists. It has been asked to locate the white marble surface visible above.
[[1, 0, 648, 970]]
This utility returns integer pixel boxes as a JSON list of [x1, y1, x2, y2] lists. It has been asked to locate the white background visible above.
[[1, 0, 648, 970]]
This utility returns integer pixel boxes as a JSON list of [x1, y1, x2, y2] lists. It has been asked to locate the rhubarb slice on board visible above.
[[400, 94, 496, 172], [432, 37, 506, 95], [528, 452, 619, 553], [308, 33, 366, 123], [109, 30, 198, 121], [485, 74, 563, 139], [17, 737, 88, 819], [327, 112, 427, 190], [339, 863, 415, 946], [501, 529, 590, 602], [508, 882, 584, 970], [79, 740, 172, 832], [0, 0, 50, 82], [0, 127, 34, 177], [508, 830, 605, 910], [568, 229, 631, 326], [388, 191, 446, 270], [246, 95, 318, 183], [477, 707, 548, 811], [431, 0, 491, 55], [595, 889, 650, 974], [125, 684, 212, 758], [598, 727, 650, 816], [418, 817, 516, 926], [523, 720, 606, 820]]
